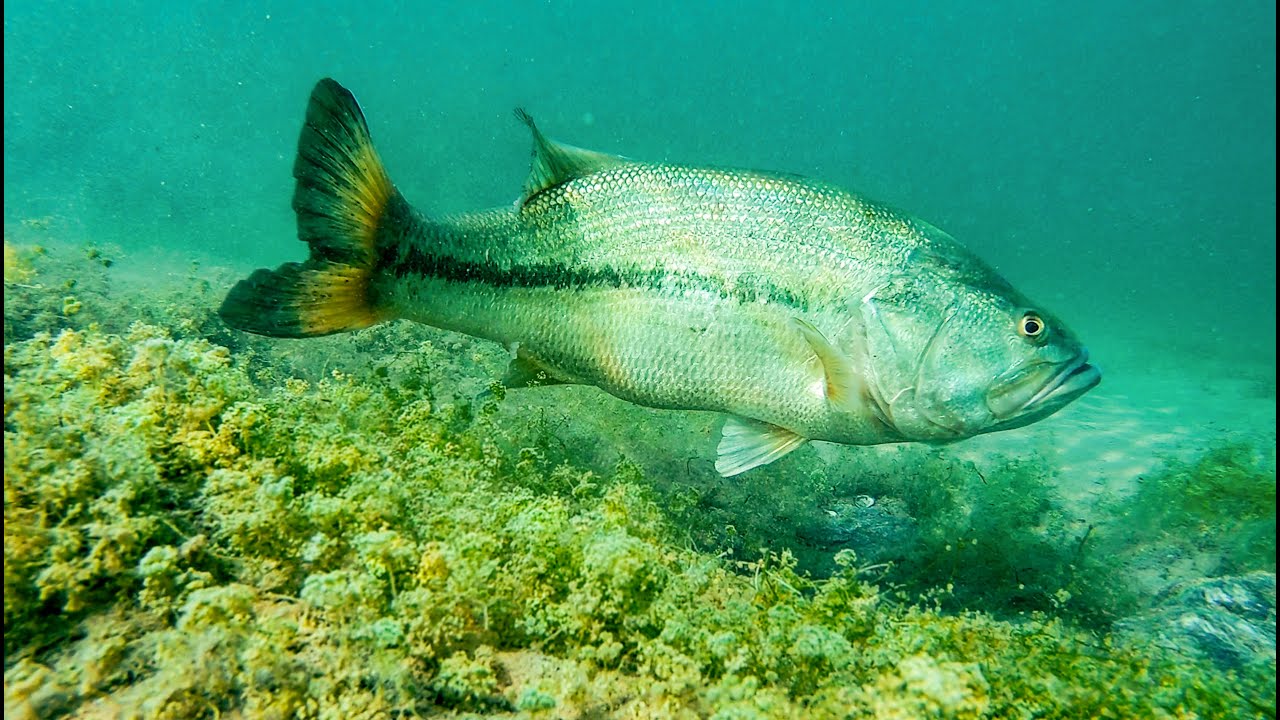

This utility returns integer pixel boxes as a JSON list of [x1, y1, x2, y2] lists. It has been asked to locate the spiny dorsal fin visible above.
[[793, 317, 865, 413], [515, 108, 630, 203], [716, 416, 808, 477]]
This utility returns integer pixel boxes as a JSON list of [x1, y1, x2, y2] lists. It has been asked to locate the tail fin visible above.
[[219, 78, 400, 338]]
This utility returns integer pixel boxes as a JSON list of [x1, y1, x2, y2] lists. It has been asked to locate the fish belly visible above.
[[386, 273, 833, 435]]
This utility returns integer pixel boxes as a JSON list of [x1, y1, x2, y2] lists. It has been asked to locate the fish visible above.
[[219, 78, 1100, 477]]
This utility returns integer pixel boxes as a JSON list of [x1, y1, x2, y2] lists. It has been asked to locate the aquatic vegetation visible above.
[[4, 240, 39, 284], [5, 305, 1274, 719], [1108, 442, 1276, 582], [1003, 447, 1272, 616], [3, 240, 218, 347], [3, 325, 246, 655], [660, 447, 1130, 625], [3, 241, 92, 344], [665, 431, 1278, 635], [871, 455, 1136, 624]]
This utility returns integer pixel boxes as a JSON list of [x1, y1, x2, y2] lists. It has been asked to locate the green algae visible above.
[[3, 245, 1276, 718], [1119, 442, 1276, 575]]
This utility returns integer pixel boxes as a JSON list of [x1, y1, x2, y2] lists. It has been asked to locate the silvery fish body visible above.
[[220, 79, 1100, 475]]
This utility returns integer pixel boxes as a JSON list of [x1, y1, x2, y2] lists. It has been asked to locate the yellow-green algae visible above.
[[3, 244, 1275, 719]]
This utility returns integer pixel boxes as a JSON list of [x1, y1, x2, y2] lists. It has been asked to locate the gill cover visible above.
[[858, 275, 990, 439]]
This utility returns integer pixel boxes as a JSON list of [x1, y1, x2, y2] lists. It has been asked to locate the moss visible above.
[[1118, 442, 1276, 574], [875, 455, 1136, 624], [4, 241, 39, 284], [4, 325, 245, 653], [3, 251, 1275, 718], [4, 242, 118, 345], [430, 648, 507, 710]]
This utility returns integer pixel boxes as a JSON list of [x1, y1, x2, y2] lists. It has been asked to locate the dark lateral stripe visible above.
[[381, 244, 806, 309]]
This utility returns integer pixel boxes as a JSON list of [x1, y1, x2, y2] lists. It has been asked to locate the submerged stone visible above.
[[796, 497, 920, 565], [1117, 572, 1276, 670]]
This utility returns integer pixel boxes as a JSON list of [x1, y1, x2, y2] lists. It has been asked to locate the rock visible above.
[[1116, 572, 1276, 670], [796, 496, 919, 566]]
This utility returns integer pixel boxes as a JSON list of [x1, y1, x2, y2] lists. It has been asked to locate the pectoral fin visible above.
[[716, 416, 808, 477], [793, 317, 864, 414]]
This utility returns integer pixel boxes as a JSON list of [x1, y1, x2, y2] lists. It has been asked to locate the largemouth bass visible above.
[[220, 79, 1100, 476]]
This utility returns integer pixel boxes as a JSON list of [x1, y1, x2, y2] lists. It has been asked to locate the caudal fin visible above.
[[219, 78, 400, 338]]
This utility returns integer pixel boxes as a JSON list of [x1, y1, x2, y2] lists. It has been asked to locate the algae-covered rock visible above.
[[795, 496, 919, 566], [1118, 572, 1277, 671]]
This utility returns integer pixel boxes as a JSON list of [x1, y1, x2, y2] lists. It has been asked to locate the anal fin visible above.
[[716, 416, 808, 477], [502, 347, 570, 388]]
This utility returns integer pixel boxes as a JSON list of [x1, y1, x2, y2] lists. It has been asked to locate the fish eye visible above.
[[1018, 312, 1046, 339]]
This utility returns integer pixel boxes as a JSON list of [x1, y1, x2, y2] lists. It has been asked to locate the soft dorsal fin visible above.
[[793, 317, 865, 414], [515, 108, 630, 203]]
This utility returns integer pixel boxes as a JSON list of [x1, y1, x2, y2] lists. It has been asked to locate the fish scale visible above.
[[220, 79, 1099, 476]]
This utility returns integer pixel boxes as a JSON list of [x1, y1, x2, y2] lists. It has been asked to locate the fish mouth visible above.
[[987, 350, 1101, 430]]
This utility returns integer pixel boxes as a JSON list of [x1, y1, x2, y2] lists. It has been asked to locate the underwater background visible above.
[[4, 1, 1275, 718]]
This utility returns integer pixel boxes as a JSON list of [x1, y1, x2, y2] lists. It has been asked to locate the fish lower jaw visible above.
[[988, 364, 1100, 432]]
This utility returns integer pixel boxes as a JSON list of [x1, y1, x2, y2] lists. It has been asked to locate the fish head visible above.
[[857, 269, 1099, 442]]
